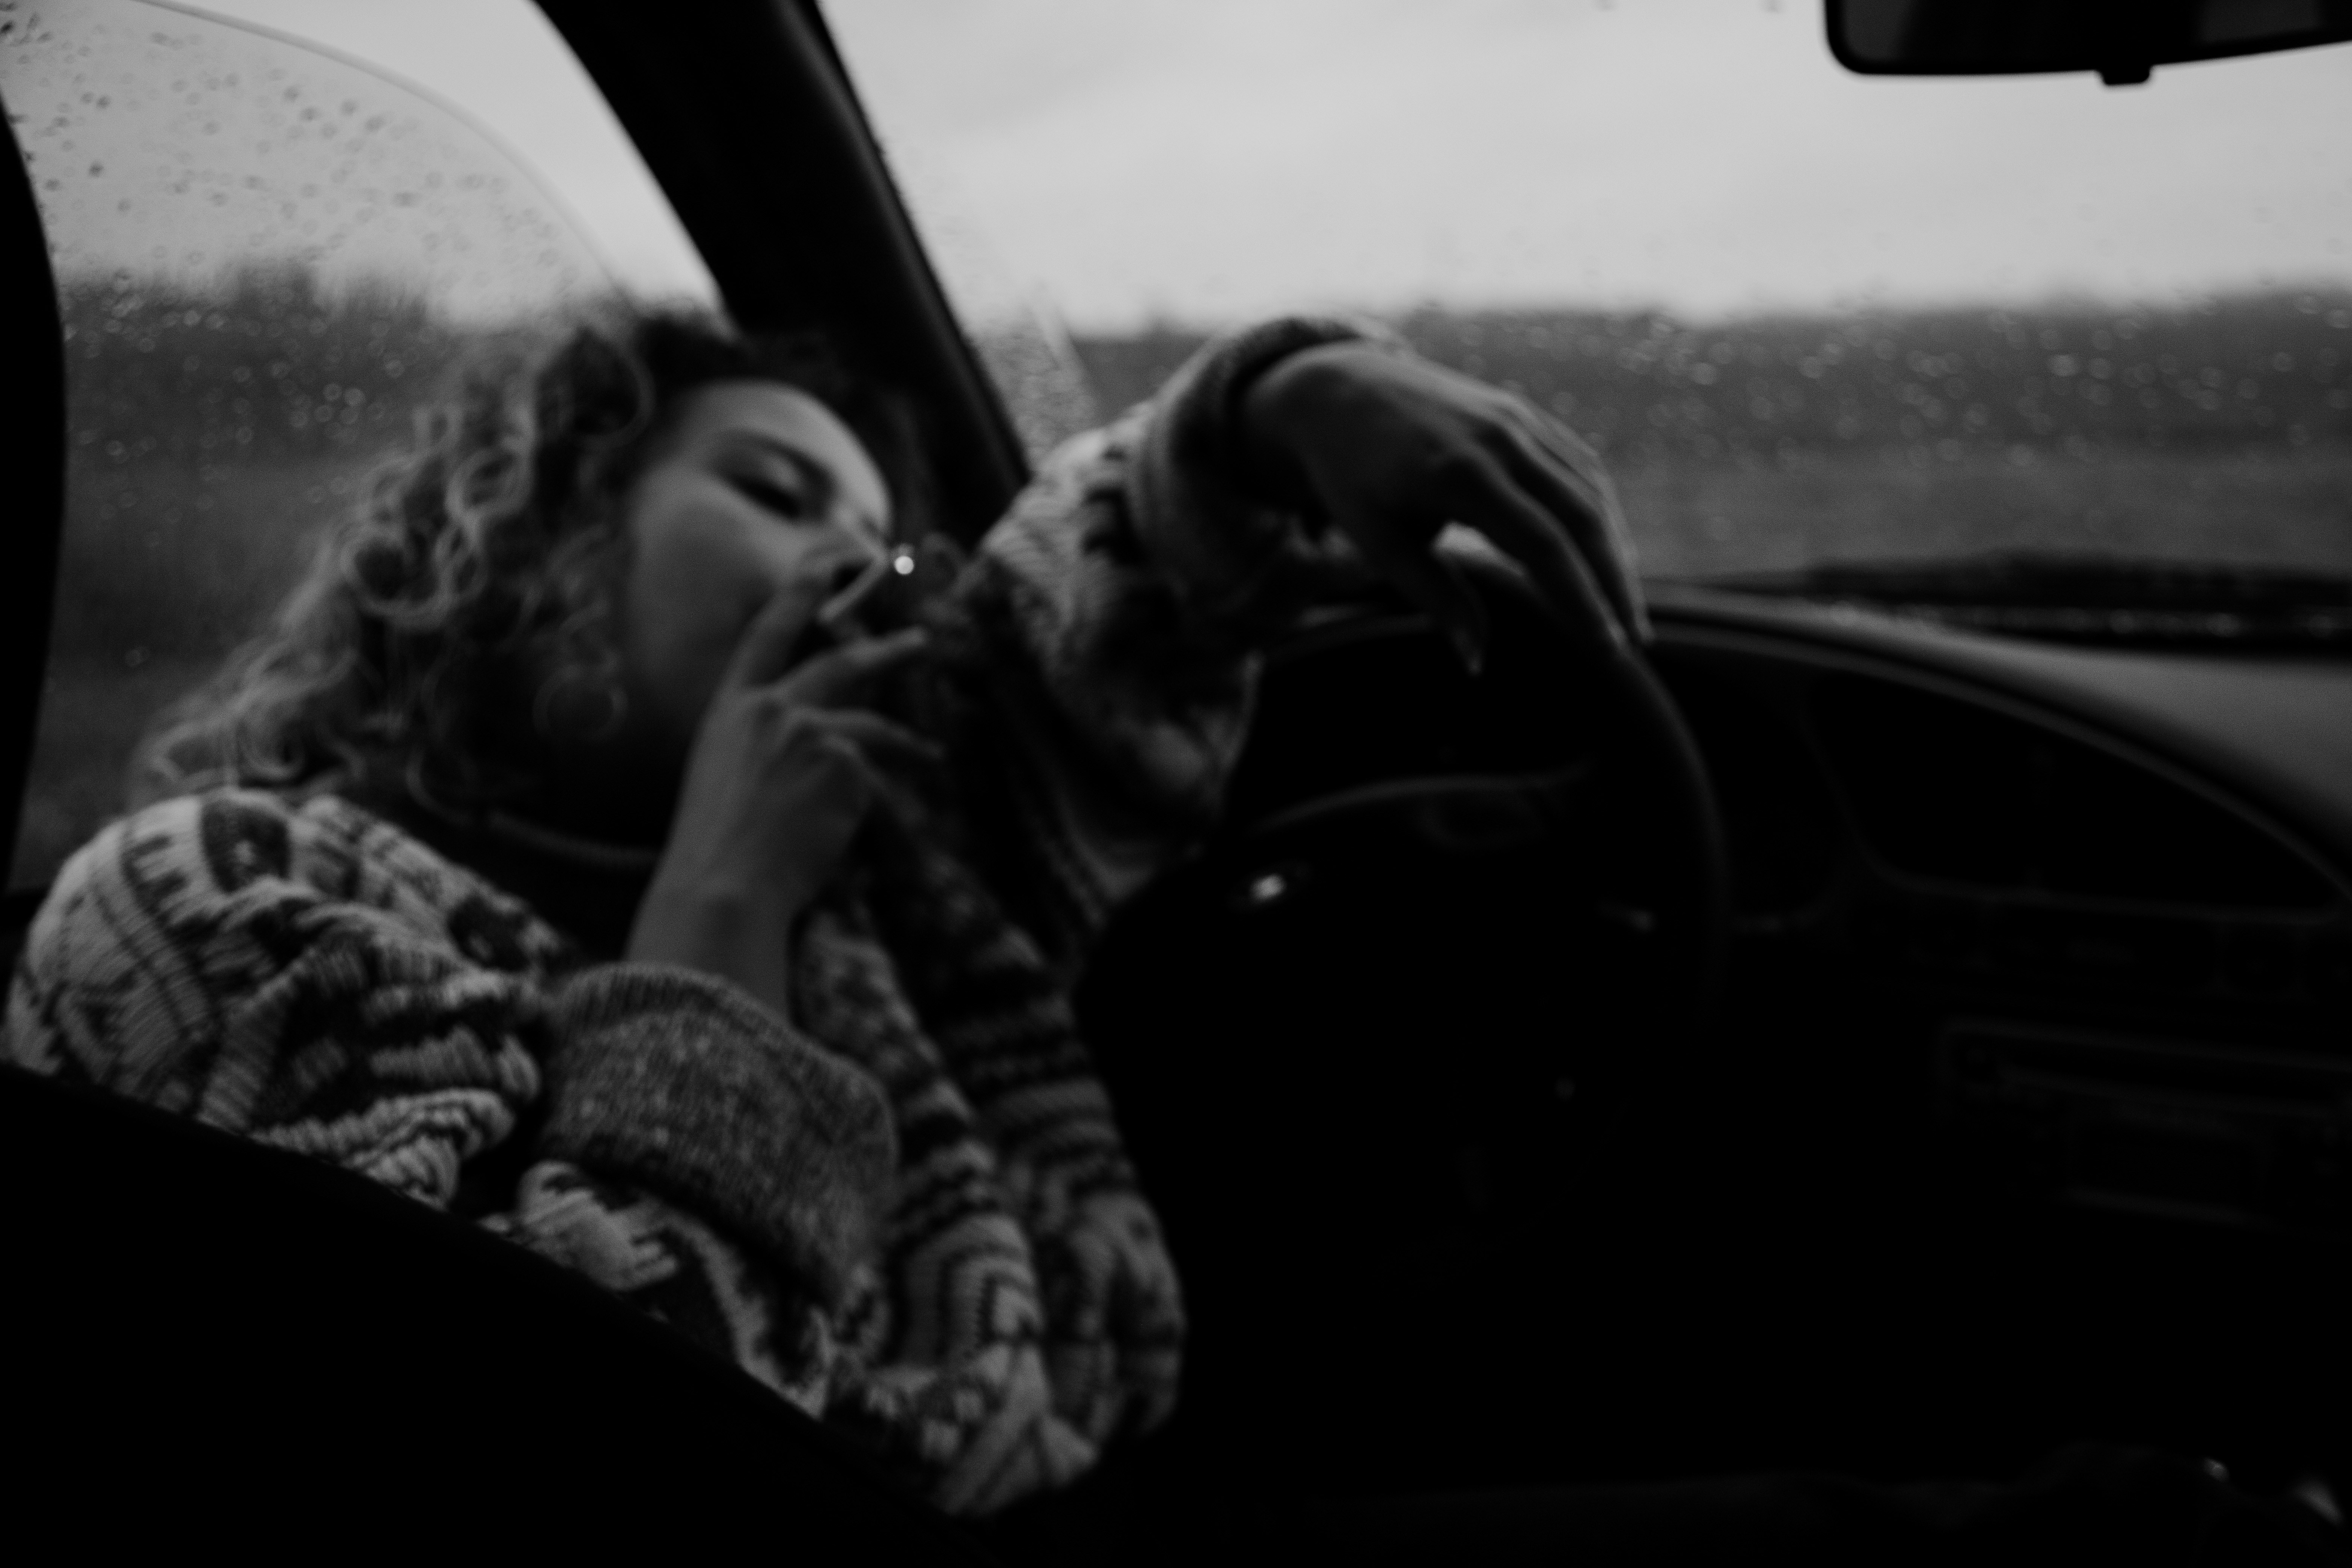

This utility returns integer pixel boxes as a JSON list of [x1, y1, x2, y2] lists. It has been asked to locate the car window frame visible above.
[[538, 0, 1029, 540], [0, 89, 68, 941]]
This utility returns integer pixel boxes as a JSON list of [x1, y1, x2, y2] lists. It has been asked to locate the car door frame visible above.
[[0, 86, 66, 939]]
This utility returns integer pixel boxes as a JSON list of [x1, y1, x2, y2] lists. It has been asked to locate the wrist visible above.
[[1236, 342, 1343, 507], [626, 880, 801, 1019], [1210, 322, 1384, 508], [1237, 340, 1407, 509]]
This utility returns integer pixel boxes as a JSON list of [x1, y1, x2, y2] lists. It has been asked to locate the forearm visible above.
[[625, 880, 801, 1022]]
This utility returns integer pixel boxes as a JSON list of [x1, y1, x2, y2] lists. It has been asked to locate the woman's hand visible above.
[[626, 580, 935, 1021], [1241, 339, 1648, 668]]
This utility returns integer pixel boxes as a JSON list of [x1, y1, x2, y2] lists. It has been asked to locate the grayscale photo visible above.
[[2, 1, 2349, 1560]]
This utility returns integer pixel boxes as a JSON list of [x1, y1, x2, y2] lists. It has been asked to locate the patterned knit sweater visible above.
[[5, 318, 1376, 1516]]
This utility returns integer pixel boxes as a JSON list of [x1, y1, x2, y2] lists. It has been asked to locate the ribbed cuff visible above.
[[539, 963, 896, 1308]]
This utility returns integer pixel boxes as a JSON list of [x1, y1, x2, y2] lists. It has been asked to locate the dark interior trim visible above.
[[0, 86, 65, 889], [1652, 594, 2352, 902], [0, 1058, 993, 1557], [536, 0, 1028, 543]]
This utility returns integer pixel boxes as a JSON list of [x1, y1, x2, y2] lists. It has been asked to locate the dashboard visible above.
[[1651, 587, 2352, 1235], [1080, 586, 2352, 1484]]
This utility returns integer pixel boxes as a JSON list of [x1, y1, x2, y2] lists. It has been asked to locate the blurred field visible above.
[[11, 452, 384, 886], [1076, 294, 2352, 462], [14, 651, 221, 891], [1618, 443, 2352, 579], [11, 273, 2352, 887]]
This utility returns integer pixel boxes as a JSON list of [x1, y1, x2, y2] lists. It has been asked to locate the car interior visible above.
[[2, 0, 2348, 1554]]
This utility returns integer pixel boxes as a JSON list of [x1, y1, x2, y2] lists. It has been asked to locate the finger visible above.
[[801, 709, 945, 767], [804, 729, 885, 814], [1500, 435, 1649, 643], [722, 577, 835, 691], [1438, 458, 1629, 658], [1496, 410, 1652, 642], [815, 547, 899, 638], [1348, 513, 1490, 675], [774, 625, 931, 708]]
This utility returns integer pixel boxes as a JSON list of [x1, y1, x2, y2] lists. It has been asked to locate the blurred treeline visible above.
[[57, 266, 474, 661], [52, 268, 2352, 668], [1075, 292, 2352, 464], [63, 264, 462, 466]]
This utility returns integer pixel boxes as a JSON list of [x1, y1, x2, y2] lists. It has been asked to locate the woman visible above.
[[6, 305, 1642, 1518]]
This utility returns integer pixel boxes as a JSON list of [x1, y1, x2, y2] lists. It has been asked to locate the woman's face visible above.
[[616, 378, 893, 756]]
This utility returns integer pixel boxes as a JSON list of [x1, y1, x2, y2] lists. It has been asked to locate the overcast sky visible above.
[[826, 0, 2352, 328], [32, 0, 2352, 330]]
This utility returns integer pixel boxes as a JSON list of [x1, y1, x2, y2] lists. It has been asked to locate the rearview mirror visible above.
[[1827, 0, 2352, 86]]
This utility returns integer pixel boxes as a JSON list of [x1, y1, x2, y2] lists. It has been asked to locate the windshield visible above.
[[823, 0, 2352, 587]]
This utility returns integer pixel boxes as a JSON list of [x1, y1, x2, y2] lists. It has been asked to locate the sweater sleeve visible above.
[[5, 789, 563, 1202], [533, 961, 894, 1311], [917, 317, 1385, 969], [5, 789, 894, 1390]]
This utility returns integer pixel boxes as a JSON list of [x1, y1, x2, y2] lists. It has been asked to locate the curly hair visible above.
[[133, 303, 926, 814]]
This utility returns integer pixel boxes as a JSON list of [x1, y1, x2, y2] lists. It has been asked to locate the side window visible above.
[[2, 0, 702, 887]]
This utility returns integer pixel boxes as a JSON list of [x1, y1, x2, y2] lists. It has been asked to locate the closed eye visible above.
[[729, 470, 815, 522]]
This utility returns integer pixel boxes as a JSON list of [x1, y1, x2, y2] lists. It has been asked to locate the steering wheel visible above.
[[1076, 552, 1729, 1494]]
